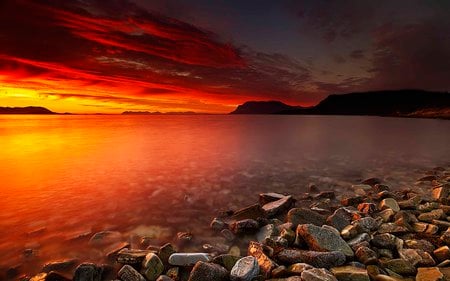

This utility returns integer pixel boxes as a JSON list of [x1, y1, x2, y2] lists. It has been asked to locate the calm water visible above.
[[0, 115, 449, 276]]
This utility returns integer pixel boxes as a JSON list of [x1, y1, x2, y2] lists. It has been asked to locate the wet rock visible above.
[[187, 261, 228, 281], [221, 229, 236, 241], [314, 191, 336, 199], [259, 192, 287, 205], [399, 249, 435, 267], [432, 184, 450, 202], [165, 267, 179, 280], [287, 263, 314, 275], [73, 263, 102, 281], [297, 224, 354, 257], [434, 246, 450, 262], [358, 203, 377, 215], [168, 253, 211, 266], [441, 227, 450, 245], [156, 276, 174, 281], [326, 207, 357, 231], [230, 256, 259, 281], [301, 268, 337, 281], [362, 177, 382, 186], [280, 228, 296, 245], [341, 224, 361, 239], [158, 243, 176, 268], [377, 209, 395, 223], [262, 195, 294, 218], [371, 233, 398, 250], [212, 254, 241, 271], [341, 196, 364, 207], [210, 218, 226, 231], [117, 249, 156, 265], [231, 204, 266, 221], [277, 249, 346, 268], [381, 259, 416, 276], [357, 217, 381, 232], [355, 246, 378, 265], [88, 231, 121, 245], [416, 267, 444, 281], [404, 239, 435, 252], [118, 265, 146, 281], [141, 253, 164, 281], [29, 272, 71, 281], [330, 266, 370, 281], [231, 219, 259, 234], [418, 209, 444, 222], [378, 223, 408, 234], [42, 259, 78, 272], [379, 199, 400, 212], [347, 233, 371, 248], [256, 224, 277, 243], [248, 242, 277, 278], [287, 208, 326, 227]]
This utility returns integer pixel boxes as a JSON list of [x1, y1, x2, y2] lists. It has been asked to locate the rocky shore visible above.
[[15, 167, 450, 281]]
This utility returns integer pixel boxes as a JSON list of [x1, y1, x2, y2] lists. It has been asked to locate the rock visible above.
[[419, 175, 437, 181], [88, 231, 121, 245], [378, 223, 408, 234], [357, 217, 381, 232], [117, 249, 156, 265], [347, 233, 371, 248], [399, 248, 435, 267], [156, 276, 174, 281], [355, 246, 378, 265], [418, 209, 444, 222], [118, 265, 146, 281], [377, 209, 395, 222], [362, 177, 382, 186], [441, 227, 450, 245], [398, 196, 421, 209], [221, 229, 236, 241], [187, 261, 228, 281], [381, 259, 416, 276], [231, 219, 259, 234], [432, 184, 450, 202], [301, 268, 337, 281], [371, 233, 398, 250], [73, 263, 102, 281], [326, 207, 356, 231], [230, 256, 259, 281], [212, 254, 241, 271], [358, 203, 377, 215], [166, 267, 179, 280], [341, 196, 364, 207], [287, 208, 326, 227], [379, 199, 400, 212], [106, 242, 131, 261], [416, 267, 444, 281], [404, 239, 435, 252], [287, 263, 314, 275], [280, 228, 296, 245], [210, 218, 226, 231], [29, 272, 71, 281], [42, 259, 78, 272], [277, 249, 346, 268], [341, 224, 361, 239], [271, 265, 289, 278], [314, 191, 336, 199], [248, 242, 277, 278], [434, 246, 450, 262], [176, 232, 193, 244], [158, 243, 176, 268], [296, 224, 354, 257], [141, 253, 164, 281], [330, 266, 370, 281], [259, 192, 287, 205], [256, 224, 277, 243], [262, 195, 294, 218], [231, 204, 266, 221], [229, 245, 241, 256], [168, 253, 211, 266]]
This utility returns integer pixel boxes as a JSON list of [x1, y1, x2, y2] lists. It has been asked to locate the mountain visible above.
[[231, 90, 450, 119], [122, 111, 197, 115], [0, 106, 56, 114], [230, 101, 302, 114]]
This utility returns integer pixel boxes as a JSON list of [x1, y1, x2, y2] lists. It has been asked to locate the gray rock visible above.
[[141, 253, 164, 281], [187, 261, 228, 281], [326, 207, 356, 231], [230, 219, 259, 234], [287, 208, 326, 227], [118, 265, 146, 281], [117, 249, 156, 265], [347, 233, 371, 248], [73, 263, 102, 281], [378, 223, 408, 234], [230, 256, 259, 281], [381, 258, 416, 275], [259, 192, 287, 205], [301, 268, 337, 281], [168, 253, 211, 266], [262, 195, 294, 218], [330, 266, 370, 281], [210, 218, 226, 231], [296, 224, 354, 257], [277, 249, 346, 268], [355, 246, 378, 265], [212, 254, 241, 271], [42, 259, 78, 272]]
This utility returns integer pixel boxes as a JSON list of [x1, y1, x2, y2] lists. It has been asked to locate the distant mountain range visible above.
[[122, 111, 198, 115], [0, 106, 56, 114], [230, 90, 450, 119]]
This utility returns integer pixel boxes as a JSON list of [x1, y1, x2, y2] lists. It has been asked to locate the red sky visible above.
[[0, 0, 449, 113]]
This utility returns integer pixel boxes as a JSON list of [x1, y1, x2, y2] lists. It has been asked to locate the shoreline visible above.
[[6, 166, 450, 281]]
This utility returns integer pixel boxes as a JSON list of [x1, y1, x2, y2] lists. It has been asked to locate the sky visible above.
[[0, 0, 449, 113]]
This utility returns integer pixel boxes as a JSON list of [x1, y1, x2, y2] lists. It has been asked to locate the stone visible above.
[[248, 242, 277, 278], [404, 239, 435, 252], [210, 218, 226, 231], [416, 267, 444, 281], [187, 261, 228, 281], [432, 184, 450, 201], [379, 199, 400, 212], [315, 191, 335, 199], [378, 223, 408, 234], [117, 249, 156, 265], [88, 231, 121, 245], [287, 208, 326, 227], [362, 177, 382, 186], [168, 253, 211, 266], [106, 242, 131, 261], [355, 246, 378, 265], [166, 267, 179, 280], [326, 207, 356, 231], [287, 263, 314, 274], [42, 259, 78, 272], [230, 256, 259, 281], [277, 249, 346, 268], [156, 276, 174, 281], [330, 266, 370, 281], [347, 233, 371, 248], [399, 249, 435, 267], [212, 254, 241, 271], [441, 227, 450, 245], [158, 243, 176, 268], [256, 224, 277, 243], [398, 196, 421, 210], [231, 204, 266, 221], [434, 246, 450, 262], [118, 265, 146, 281], [371, 233, 398, 250], [262, 195, 294, 218], [259, 192, 287, 205], [271, 265, 289, 278], [280, 228, 296, 245], [341, 196, 364, 207], [418, 209, 444, 222], [301, 268, 337, 281], [231, 219, 259, 234], [341, 224, 361, 239], [29, 272, 71, 281], [296, 224, 354, 257], [377, 209, 395, 222], [141, 253, 164, 281], [381, 259, 416, 276], [358, 203, 377, 215], [221, 229, 236, 241], [73, 263, 102, 281]]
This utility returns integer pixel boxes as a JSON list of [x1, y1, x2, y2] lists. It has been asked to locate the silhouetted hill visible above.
[[230, 101, 302, 114], [0, 106, 56, 114], [231, 90, 450, 119], [122, 111, 197, 115]]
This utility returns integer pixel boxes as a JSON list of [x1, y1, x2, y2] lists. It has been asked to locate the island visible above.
[[0, 106, 56, 114]]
